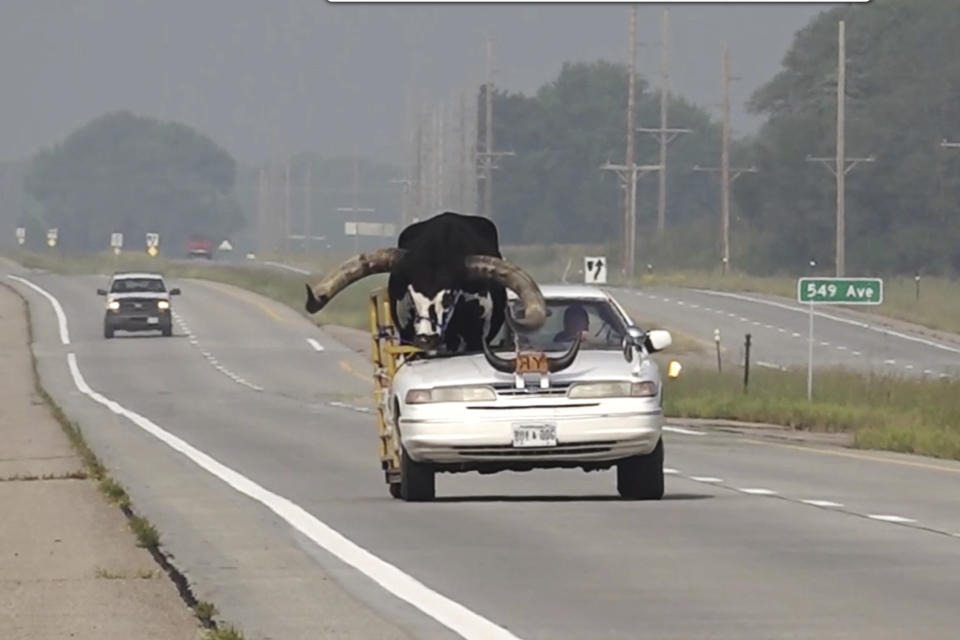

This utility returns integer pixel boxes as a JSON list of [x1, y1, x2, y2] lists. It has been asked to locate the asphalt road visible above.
[[611, 285, 960, 378], [6, 262, 960, 640]]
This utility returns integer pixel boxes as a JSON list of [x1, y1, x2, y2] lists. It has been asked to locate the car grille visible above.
[[449, 440, 616, 457], [492, 382, 572, 398], [118, 299, 158, 312]]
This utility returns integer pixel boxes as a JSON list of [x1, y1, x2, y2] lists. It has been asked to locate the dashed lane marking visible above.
[[868, 515, 917, 524], [739, 488, 778, 495], [690, 476, 723, 483], [663, 426, 705, 436], [307, 338, 325, 352], [802, 500, 844, 508]]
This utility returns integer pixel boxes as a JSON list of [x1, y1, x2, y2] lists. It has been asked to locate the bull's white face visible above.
[[408, 285, 455, 348]]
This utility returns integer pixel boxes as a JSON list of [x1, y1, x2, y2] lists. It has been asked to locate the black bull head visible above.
[[303, 248, 580, 371]]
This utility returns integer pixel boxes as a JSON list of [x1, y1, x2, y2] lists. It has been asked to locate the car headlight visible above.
[[567, 381, 658, 399], [107, 301, 120, 311], [157, 300, 170, 310], [405, 385, 497, 404]]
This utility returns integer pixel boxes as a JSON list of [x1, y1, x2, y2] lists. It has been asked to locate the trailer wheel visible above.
[[400, 447, 435, 502], [389, 482, 402, 499]]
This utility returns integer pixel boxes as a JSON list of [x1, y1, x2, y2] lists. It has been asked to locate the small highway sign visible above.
[[798, 277, 882, 305], [16, 227, 25, 245], [47, 228, 58, 248], [110, 232, 124, 248], [584, 257, 607, 284]]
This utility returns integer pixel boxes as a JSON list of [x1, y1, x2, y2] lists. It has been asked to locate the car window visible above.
[[110, 278, 166, 293], [493, 298, 628, 351]]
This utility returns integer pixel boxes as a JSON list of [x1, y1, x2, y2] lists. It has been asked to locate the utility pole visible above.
[[476, 38, 515, 219], [337, 154, 375, 253], [692, 43, 757, 274], [284, 158, 291, 255], [807, 20, 874, 278], [304, 161, 312, 254], [637, 9, 691, 236]]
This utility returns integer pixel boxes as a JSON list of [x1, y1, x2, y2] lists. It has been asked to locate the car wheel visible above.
[[162, 325, 172, 337], [389, 482, 402, 499], [616, 437, 664, 500], [104, 325, 114, 339], [400, 446, 435, 502]]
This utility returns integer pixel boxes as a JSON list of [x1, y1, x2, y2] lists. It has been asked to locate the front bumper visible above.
[[399, 407, 662, 468], [105, 312, 171, 331]]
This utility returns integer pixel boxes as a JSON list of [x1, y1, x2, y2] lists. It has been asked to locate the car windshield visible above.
[[491, 298, 629, 352], [110, 278, 165, 293]]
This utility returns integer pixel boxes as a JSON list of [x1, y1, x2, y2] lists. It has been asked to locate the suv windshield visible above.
[[110, 278, 165, 293], [491, 298, 629, 352]]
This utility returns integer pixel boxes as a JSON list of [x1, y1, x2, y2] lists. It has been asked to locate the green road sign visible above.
[[798, 277, 883, 305]]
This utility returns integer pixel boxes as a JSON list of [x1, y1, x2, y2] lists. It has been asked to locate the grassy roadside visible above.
[[8, 249, 960, 462], [665, 366, 960, 461], [3, 280, 248, 640]]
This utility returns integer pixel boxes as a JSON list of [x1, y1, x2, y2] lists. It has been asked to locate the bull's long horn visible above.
[[546, 333, 582, 373], [305, 248, 406, 314], [463, 255, 546, 330], [481, 337, 518, 374]]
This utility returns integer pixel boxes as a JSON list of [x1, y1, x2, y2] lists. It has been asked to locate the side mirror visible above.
[[169, 288, 181, 295], [644, 329, 672, 353], [97, 288, 107, 296]]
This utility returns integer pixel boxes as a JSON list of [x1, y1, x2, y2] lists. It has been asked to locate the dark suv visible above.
[[98, 272, 180, 338]]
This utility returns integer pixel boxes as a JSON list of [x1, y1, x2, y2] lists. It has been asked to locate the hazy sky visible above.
[[0, 1, 823, 166]]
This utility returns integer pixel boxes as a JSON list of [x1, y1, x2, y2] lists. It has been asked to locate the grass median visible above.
[[665, 365, 960, 461]]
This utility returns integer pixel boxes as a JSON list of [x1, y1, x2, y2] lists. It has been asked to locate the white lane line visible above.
[[65, 353, 517, 640], [663, 468, 680, 475], [884, 359, 897, 365], [867, 515, 917, 524], [777, 328, 787, 333], [690, 476, 723, 483], [263, 261, 311, 275], [792, 332, 801, 338], [677, 301, 686, 306], [739, 317, 749, 322], [820, 341, 830, 347], [852, 351, 862, 356], [663, 426, 705, 436], [905, 364, 915, 370], [7, 275, 70, 344], [739, 488, 777, 496], [764, 324, 774, 329], [695, 289, 960, 355], [662, 297, 671, 302], [689, 304, 700, 309], [307, 338, 325, 352], [836, 345, 847, 351], [727, 313, 737, 318], [802, 500, 843, 508], [753, 321, 762, 326], [924, 369, 935, 375]]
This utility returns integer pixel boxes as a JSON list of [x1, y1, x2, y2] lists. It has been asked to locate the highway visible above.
[[612, 286, 960, 377], [6, 262, 960, 640]]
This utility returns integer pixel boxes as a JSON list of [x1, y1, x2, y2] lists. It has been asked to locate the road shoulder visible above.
[[0, 283, 202, 640]]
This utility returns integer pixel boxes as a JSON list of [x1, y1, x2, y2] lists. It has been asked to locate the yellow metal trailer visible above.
[[368, 287, 421, 492]]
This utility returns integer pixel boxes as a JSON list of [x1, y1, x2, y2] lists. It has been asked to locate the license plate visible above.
[[512, 423, 557, 448], [147, 317, 159, 324], [515, 351, 548, 374]]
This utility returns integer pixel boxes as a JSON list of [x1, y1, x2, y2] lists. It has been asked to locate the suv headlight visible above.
[[405, 385, 497, 404], [567, 381, 658, 399], [157, 300, 170, 310], [107, 300, 120, 311]]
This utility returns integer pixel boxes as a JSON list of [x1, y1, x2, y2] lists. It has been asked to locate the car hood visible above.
[[396, 349, 658, 388], [108, 292, 170, 301]]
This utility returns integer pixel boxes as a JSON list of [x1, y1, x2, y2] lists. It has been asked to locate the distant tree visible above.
[[741, 0, 960, 275], [486, 60, 724, 267], [23, 111, 244, 253]]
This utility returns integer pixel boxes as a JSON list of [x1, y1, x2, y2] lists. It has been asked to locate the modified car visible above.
[[97, 272, 180, 338], [370, 283, 680, 502]]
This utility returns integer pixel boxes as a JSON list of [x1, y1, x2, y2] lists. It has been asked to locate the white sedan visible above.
[[386, 284, 676, 501]]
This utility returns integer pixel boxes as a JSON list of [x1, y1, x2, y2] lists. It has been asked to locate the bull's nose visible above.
[[413, 334, 440, 349]]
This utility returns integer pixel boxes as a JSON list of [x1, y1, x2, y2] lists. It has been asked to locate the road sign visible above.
[[584, 257, 607, 284], [218, 240, 233, 251], [47, 228, 58, 248], [798, 277, 883, 305], [145, 232, 159, 247], [798, 276, 883, 403], [16, 227, 25, 245], [110, 232, 123, 248]]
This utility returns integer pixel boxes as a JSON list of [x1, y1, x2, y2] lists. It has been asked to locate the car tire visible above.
[[616, 437, 664, 500], [389, 482, 402, 499], [161, 324, 172, 337], [104, 325, 114, 339], [400, 447, 435, 502]]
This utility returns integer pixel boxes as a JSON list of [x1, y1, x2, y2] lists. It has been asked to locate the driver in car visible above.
[[554, 304, 589, 343]]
